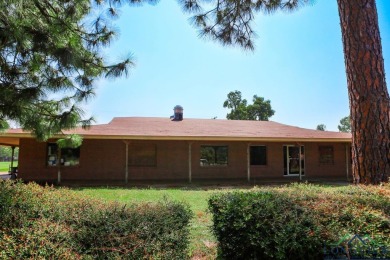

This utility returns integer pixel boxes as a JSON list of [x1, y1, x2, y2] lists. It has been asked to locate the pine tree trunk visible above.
[[337, 0, 390, 184]]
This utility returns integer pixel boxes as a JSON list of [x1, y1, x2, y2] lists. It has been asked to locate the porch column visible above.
[[124, 141, 129, 184], [247, 144, 250, 182], [346, 143, 349, 181], [188, 142, 192, 183], [10, 146, 15, 169], [57, 147, 62, 184], [299, 146, 302, 181]]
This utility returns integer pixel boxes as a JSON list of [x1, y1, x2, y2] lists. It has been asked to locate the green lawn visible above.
[[0, 161, 18, 172], [72, 187, 228, 259]]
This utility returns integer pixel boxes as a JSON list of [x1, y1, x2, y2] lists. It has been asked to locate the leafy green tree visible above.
[[316, 124, 326, 131], [0, 0, 146, 141], [338, 116, 351, 133], [179, 0, 389, 184], [0, 146, 19, 160], [247, 95, 275, 121], [223, 91, 274, 120], [223, 90, 249, 120]]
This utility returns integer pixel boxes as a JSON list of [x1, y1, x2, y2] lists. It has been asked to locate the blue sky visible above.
[[86, 0, 390, 131]]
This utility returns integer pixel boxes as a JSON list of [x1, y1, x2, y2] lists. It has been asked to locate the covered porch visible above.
[[0, 136, 20, 180]]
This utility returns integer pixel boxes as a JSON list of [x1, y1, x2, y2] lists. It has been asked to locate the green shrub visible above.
[[209, 183, 390, 260], [0, 180, 192, 259], [209, 191, 322, 259]]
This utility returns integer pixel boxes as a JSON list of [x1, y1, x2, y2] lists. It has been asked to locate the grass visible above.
[[73, 187, 224, 259], [0, 161, 18, 172]]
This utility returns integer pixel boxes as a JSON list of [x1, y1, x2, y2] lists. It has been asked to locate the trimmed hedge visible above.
[[0, 180, 192, 259], [209, 183, 390, 260]]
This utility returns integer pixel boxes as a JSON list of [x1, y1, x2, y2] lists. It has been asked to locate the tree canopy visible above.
[[0, 0, 156, 141], [316, 124, 326, 131], [223, 90, 274, 120], [223, 90, 248, 120], [0, 146, 19, 160], [338, 116, 351, 133]]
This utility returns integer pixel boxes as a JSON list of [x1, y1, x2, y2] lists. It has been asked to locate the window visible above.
[[319, 146, 334, 164], [129, 143, 156, 166], [250, 146, 267, 165], [200, 146, 228, 166], [47, 143, 80, 166]]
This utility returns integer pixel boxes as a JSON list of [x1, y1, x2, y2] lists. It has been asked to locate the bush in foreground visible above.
[[0, 180, 192, 259], [209, 183, 390, 259]]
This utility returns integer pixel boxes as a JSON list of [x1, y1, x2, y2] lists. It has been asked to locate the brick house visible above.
[[0, 116, 352, 184]]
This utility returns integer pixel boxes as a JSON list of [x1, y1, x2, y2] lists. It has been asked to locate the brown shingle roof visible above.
[[4, 117, 351, 142]]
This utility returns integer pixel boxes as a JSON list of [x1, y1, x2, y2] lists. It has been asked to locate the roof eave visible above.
[[0, 133, 352, 143], [76, 135, 352, 143]]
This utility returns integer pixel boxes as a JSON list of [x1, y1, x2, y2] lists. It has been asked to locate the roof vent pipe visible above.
[[171, 105, 183, 121]]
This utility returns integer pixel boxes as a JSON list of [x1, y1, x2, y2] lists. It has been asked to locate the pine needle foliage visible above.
[[338, 115, 351, 133], [178, 0, 314, 50], [0, 0, 154, 140]]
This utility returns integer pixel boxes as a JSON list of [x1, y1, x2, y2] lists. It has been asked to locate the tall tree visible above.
[[0, 0, 153, 140], [179, 0, 389, 184], [316, 124, 326, 131], [338, 116, 351, 133], [247, 95, 275, 121], [337, 0, 389, 184], [223, 91, 274, 120], [223, 90, 249, 120]]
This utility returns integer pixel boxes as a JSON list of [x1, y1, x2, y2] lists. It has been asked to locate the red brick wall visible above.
[[18, 138, 351, 182], [250, 142, 284, 178], [305, 142, 351, 179], [191, 141, 247, 180], [127, 140, 188, 181], [18, 138, 54, 182], [18, 139, 126, 182], [250, 142, 351, 180]]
